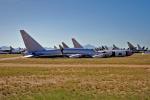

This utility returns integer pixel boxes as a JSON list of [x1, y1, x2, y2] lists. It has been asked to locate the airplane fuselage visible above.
[[62, 48, 98, 58], [26, 49, 62, 57]]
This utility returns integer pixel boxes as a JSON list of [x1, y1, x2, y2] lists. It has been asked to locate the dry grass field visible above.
[[0, 54, 21, 58], [0, 53, 150, 100]]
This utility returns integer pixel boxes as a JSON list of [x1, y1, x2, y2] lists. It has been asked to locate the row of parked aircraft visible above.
[[127, 42, 149, 53], [0, 46, 24, 54], [94, 42, 149, 52], [20, 30, 134, 58], [0, 30, 149, 57]]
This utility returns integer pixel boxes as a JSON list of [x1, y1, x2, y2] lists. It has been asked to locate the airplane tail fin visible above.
[[113, 44, 119, 50], [127, 42, 136, 50], [137, 44, 142, 50], [104, 46, 108, 50], [20, 30, 45, 52], [62, 42, 69, 48], [54, 46, 57, 49], [72, 38, 83, 48], [59, 45, 63, 50]]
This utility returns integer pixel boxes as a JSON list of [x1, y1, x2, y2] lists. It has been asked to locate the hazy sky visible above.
[[0, 0, 150, 48]]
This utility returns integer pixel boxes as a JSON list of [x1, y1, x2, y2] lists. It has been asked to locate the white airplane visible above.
[[59, 44, 105, 58], [71, 38, 111, 57], [20, 30, 63, 58], [62, 48, 105, 58], [72, 39, 133, 57], [60, 39, 106, 58], [97, 48, 133, 57]]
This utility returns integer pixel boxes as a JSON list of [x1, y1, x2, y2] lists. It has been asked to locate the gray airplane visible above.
[[60, 42, 106, 58]]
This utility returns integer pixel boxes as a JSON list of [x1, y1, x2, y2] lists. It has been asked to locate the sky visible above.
[[0, 0, 150, 48]]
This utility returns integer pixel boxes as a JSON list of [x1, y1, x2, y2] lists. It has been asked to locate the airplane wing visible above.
[[24, 55, 34, 58]]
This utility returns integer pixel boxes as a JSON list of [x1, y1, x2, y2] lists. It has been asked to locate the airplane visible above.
[[20, 30, 63, 58], [72, 39, 133, 57], [97, 48, 133, 57], [58, 39, 108, 58], [137, 44, 148, 51], [62, 48, 105, 58], [127, 42, 148, 53], [0, 46, 13, 54], [10, 46, 25, 54], [0, 48, 10, 54], [68, 38, 110, 58], [127, 42, 137, 52], [0, 46, 24, 54], [60, 41, 106, 58]]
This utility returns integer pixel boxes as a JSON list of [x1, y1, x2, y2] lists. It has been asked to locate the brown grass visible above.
[[0, 53, 150, 100]]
